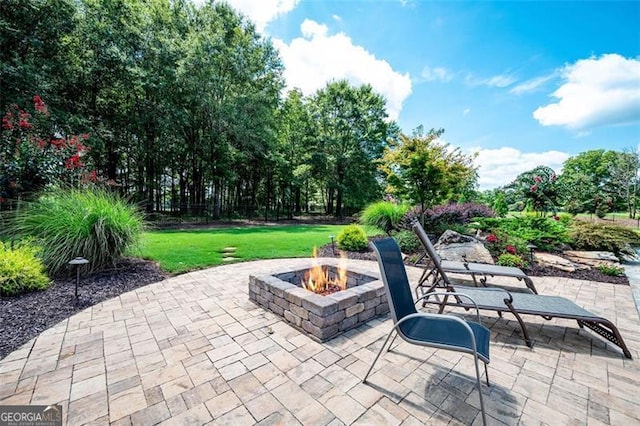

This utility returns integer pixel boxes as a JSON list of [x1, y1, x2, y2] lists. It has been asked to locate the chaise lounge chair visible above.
[[365, 238, 492, 425], [410, 222, 633, 359], [411, 218, 539, 294]]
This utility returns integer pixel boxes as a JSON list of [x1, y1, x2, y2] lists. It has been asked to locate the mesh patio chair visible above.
[[410, 221, 633, 359], [364, 238, 492, 425], [411, 218, 538, 294]]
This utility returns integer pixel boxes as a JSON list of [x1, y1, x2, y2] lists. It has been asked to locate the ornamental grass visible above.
[[10, 188, 144, 275]]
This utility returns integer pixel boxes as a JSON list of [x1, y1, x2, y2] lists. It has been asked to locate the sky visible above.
[[216, 0, 640, 190]]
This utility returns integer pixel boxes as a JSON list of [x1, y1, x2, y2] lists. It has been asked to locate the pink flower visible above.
[[486, 234, 498, 243], [530, 185, 537, 192], [505, 245, 517, 254], [533, 176, 542, 183]]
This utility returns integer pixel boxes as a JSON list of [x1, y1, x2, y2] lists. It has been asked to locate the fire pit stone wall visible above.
[[249, 261, 389, 342]]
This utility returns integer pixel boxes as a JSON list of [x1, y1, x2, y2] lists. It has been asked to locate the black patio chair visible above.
[[364, 238, 491, 425]]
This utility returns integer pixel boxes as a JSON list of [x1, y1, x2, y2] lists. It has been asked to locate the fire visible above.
[[302, 247, 348, 295]]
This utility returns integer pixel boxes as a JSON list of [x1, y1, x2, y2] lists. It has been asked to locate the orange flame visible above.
[[302, 247, 348, 294]]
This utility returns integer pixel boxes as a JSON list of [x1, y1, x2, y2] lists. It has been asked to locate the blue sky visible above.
[[221, 0, 640, 190]]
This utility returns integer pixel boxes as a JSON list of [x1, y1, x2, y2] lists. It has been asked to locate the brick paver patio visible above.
[[0, 258, 638, 425]]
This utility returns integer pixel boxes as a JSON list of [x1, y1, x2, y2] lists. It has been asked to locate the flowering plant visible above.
[[0, 96, 95, 204], [509, 165, 561, 215]]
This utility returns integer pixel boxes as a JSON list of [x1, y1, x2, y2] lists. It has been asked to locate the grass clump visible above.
[[496, 253, 526, 268], [596, 264, 625, 277], [0, 241, 50, 296], [337, 224, 369, 251], [11, 188, 144, 275], [360, 201, 409, 235]]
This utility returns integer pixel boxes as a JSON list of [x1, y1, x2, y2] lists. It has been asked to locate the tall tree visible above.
[[311, 80, 392, 217], [0, 0, 77, 110]]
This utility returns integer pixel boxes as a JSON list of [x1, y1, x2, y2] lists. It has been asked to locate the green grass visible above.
[[137, 225, 382, 274]]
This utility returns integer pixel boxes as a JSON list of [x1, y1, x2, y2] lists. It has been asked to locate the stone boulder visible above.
[[533, 252, 590, 272], [563, 250, 620, 268], [434, 230, 495, 264]]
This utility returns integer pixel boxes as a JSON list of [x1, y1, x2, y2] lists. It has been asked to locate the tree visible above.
[[558, 150, 620, 214], [508, 165, 561, 215], [380, 127, 478, 212], [0, 0, 77, 110], [310, 80, 392, 217]]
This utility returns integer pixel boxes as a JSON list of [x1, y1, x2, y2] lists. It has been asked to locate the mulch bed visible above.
[[0, 240, 628, 360]]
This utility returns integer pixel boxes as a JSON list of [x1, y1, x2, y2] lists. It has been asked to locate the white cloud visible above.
[[510, 73, 555, 95], [533, 54, 640, 130], [463, 108, 470, 116], [222, 0, 300, 32], [273, 19, 412, 120], [421, 65, 453, 82], [466, 73, 517, 88], [471, 147, 569, 190]]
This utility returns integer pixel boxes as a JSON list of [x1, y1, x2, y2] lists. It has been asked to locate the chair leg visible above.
[[363, 329, 396, 383], [473, 353, 488, 426], [484, 363, 490, 386]]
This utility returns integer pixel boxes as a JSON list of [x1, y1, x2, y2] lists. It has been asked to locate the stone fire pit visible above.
[[248, 259, 389, 342]]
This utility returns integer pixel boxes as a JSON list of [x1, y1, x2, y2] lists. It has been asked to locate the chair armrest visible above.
[[418, 291, 483, 323]]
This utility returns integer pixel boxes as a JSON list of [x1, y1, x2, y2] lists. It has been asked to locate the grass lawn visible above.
[[137, 224, 380, 274]]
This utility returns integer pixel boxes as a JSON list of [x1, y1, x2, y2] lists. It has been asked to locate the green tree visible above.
[[311, 80, 392, 217], [558, 150, 620, 214], [508, 165, 561, 215], [492, 191, 509, 217], [0, 0, 77, 110], [380, 127, 477, 211]]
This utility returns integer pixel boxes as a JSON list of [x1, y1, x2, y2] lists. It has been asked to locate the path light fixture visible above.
[[68, 257, 89, 303], [526, 244, 537, 264], [329, 235, 336, 255]]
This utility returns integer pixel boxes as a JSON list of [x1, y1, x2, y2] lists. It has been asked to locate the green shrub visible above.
[[497, 253, 526, 268], [10, 188, 144, 275], [0, 241, 50, 296], [484, 231, 529, 260], [596, 264, 625, 277], [475, 216, 570, 251], [393, 230, 420, 253], [360, 201, 409, 235], [569, 220, 640, 258], [337, 224, 369, 251]]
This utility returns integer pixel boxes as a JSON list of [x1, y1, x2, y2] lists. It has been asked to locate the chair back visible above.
[[411, 218, 452, 286], [371, 238, 418, 324]]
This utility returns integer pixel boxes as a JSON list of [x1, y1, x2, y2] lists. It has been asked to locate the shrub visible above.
[[360, 201, 409, 235], [596, 264, 625, 277], [569, 220, 640, 258], [0, 241, 50, 296], [497, 253, 526, 268], [422, 202, 495, 234], [393, 230, 420, 253], [1, 96, 95, 203], [475, 216, 570, 251], [484, 230, 529, 260], [337, 224, 369, 251], [10, 188, 144, 275]]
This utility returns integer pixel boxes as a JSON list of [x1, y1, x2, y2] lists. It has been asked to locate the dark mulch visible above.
[[0, 238, 628, 360], [0, 258, 167, 360]]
